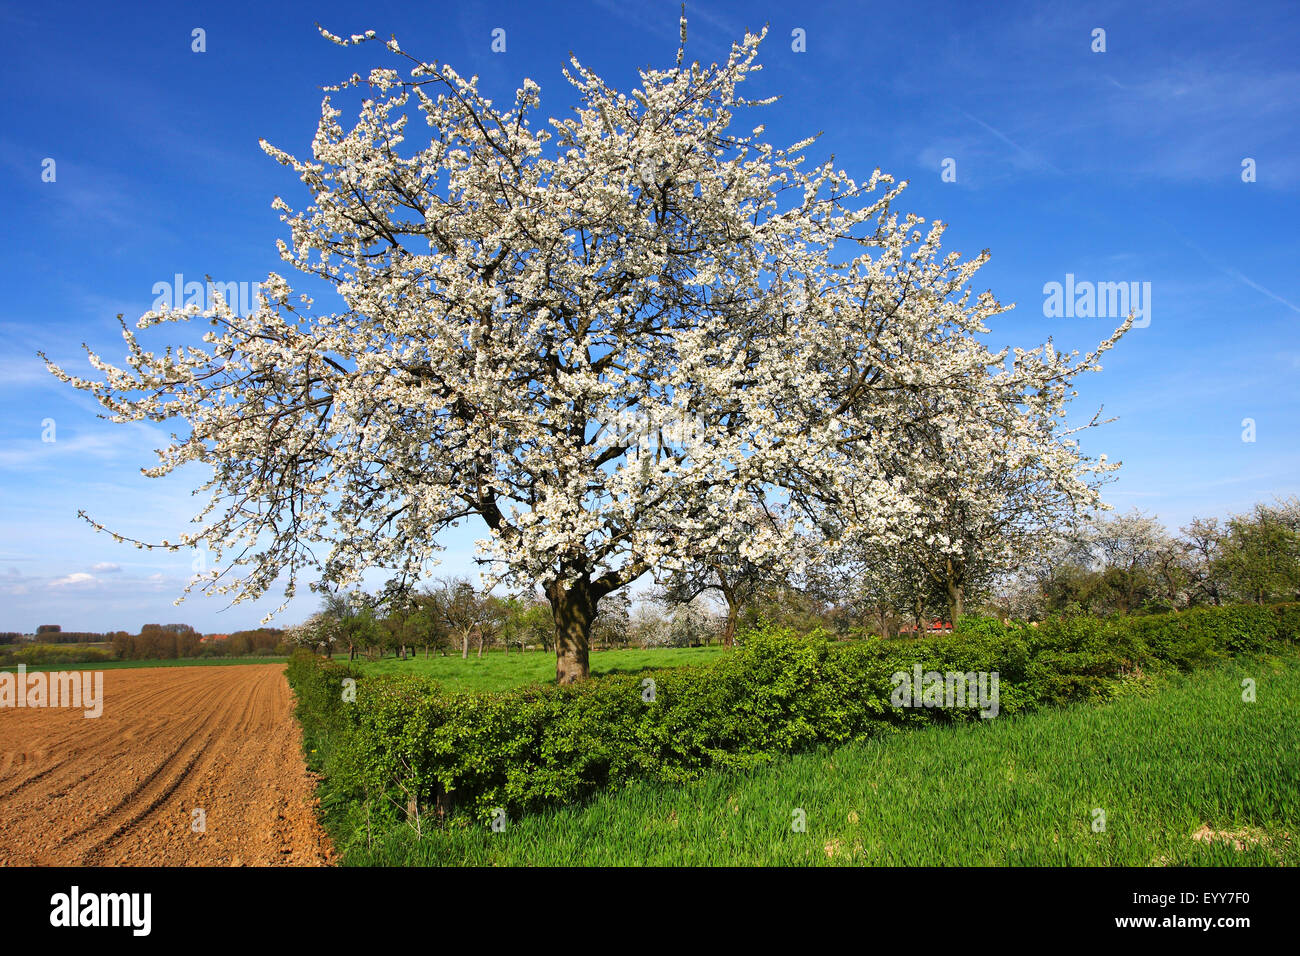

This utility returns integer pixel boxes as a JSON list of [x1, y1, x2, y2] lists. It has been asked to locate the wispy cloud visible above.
[[1223, 267, 1300, 315], [0, 433, 129, 470], [1162, 223, 1300, 315], [957, 109, 1064, 176]]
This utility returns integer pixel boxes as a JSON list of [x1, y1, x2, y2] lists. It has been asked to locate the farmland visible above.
[[0, 622, 1294, 869], [333, 649, 1300, 866], [1, 656, 288, 673], [0, 664, 332, 866]]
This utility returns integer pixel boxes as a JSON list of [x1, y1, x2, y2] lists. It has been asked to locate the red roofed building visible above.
[[898, 620, 953, 636]]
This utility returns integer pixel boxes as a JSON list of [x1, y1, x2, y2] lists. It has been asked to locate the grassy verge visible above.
[[327, 649, 1298, 866], [353, 645, 727, 693]]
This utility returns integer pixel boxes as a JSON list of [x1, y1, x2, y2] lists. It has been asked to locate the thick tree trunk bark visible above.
[[547, 578, 597, 685], [720, 580, 738, 648], [722, 601, 738, 648], [946, 582, 964, 624], [944, 558, 964, 625]]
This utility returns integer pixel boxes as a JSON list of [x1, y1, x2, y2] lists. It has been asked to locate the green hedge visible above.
[[0, 644, 115, 667], [285, 652, 364, 750], [286, 603, 1298, 831]]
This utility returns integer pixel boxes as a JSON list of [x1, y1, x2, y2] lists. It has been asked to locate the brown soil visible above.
[[0, 663, 334, 866]]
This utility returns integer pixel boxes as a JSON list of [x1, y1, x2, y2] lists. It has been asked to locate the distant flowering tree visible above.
[[665, 596, 719, 648], [656, 499, 803, 647], [859, 376, 1122, 623], [1082, 509, 1186, 614], [807, 534, 931, 637], [629, 601, 672, 650], [286, 612, 337, 657], [44, 16, 1127, 682]]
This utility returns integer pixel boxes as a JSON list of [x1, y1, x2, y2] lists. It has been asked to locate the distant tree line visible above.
[[285, 496, 1300, 657], [808, 497, 1300, 637], [46, 633, 114, 644], [110, 624, 287, 660], [287, 576, 741, 661], [1014, 498, 1300, 618]]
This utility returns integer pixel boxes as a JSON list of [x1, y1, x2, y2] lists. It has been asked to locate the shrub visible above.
[[285, 650, 364, 755], [0, 645, 114, 667], [287, 604, 1300, 836], [1272, 603, 1300, 643]]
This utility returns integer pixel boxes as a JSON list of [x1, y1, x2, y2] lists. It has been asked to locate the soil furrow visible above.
[[0, 664, 333, 866]]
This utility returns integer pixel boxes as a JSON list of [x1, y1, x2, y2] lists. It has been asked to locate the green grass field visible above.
[[332, 650, 1300, 866], [353, 645, 728, 693]]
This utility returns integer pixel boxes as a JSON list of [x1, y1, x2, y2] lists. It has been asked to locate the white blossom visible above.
[[43, 20, 1129, 680]]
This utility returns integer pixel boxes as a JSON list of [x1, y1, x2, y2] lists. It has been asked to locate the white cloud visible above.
[[49, 571, 97, 588]]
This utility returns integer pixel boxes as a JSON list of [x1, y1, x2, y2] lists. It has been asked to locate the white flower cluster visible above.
[[43, 22, 1128, 633]]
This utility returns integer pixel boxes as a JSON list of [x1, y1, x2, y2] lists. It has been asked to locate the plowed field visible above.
[[0, 663, 333, 866]]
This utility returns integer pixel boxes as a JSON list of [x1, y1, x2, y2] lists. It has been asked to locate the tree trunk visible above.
[[546, 578, 597, 685], [348, 643, 355, 662], [874, 605, 893, 640], [461, 632, 468, 659], [722, 600, 738, 648], [946, 581, 964, 624], [944, 558, 964, 625], [720, 579, 738, 649]]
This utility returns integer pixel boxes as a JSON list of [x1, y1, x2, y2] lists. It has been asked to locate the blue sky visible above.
[[1, 0, 1297, 633]]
